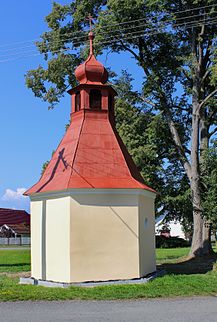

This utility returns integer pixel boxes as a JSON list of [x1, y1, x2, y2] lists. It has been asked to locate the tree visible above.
[[114, 71, 193, 225], [201, 139, 217, 242], [26, 0, 217, 257], [40, 69, 192, 234], [114, 71, 165, 194]]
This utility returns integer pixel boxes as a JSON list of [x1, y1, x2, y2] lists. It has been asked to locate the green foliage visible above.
[[114, 72, 165, 189], [25, 0, 217, 117], [201, 141, 217, 225], [41, 150, 56, 175], [41, 161, 50, 175], [156, 236, 190, 249], [26, 1, 217, 242], [114, 71, 191, 219], [25, 54, 80, 108]]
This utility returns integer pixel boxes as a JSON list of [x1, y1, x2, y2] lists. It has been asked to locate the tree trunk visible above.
[[188, 105, 214, 257], [189, 179, 204, 257], [188, 76, 204, 257], [202, 222, 214, 255], [199, 115, 214, 255], [189, 206, 213, 257]]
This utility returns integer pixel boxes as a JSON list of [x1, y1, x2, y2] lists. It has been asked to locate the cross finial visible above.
[[86, 14, 94, 56], [87, 14, 93, 31]]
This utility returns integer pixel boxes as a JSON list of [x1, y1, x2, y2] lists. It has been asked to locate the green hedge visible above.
[[156, 235, 190, 248]]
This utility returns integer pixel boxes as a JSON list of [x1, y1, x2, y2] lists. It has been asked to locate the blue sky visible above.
[[0, 0, 143, 212]]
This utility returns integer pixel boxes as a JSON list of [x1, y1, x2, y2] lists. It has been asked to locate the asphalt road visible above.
[[0, 297, 216, 322]]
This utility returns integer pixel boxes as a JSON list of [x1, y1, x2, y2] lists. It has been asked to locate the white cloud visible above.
[[0, 188, 29, 212], [2, 188, 26, 201]]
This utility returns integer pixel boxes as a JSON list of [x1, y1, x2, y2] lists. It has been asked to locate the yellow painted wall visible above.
[[30, 200, 43, 279], [138, 195, 156, 276], [30, 189, 156, 283], [46, 197, 71, 283], [70, 193, 140, 282]]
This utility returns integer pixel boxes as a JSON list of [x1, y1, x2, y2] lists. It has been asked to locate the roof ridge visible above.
[[0, 208, 29, 213]]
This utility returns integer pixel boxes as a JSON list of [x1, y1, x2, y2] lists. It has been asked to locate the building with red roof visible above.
[[25, 31, 156, 285], [0, 208, 30, 238]]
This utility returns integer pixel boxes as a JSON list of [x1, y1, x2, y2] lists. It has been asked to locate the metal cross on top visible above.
[[87, 14, 94, 31], [87, 14, 94, 55]]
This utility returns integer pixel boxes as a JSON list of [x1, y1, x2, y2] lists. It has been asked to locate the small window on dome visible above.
[[90, 90, 101, 109], [75, 91, 81, 111]]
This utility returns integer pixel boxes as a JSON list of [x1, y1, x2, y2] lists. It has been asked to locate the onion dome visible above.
[[75, 32, 108, 85]]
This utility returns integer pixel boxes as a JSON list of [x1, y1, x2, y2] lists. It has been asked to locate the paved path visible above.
[[0, 296, 217, 322]]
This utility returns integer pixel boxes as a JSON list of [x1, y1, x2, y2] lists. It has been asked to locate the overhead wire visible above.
[[0, 29, 89, 49], [0, 31, 89, 57], [0, 32, 88, 53], [95, 13, 217, 38], [0, 18, 216, 63], [0, 8, 217, 62], [164, 3, 217, 15], [100, 3, 217, 18], [0, 22, 216, 64], [98, 19, 217, 47], [0, 3, 216, 52], [0, 12, 216, 59], [93, 3, 217, 29], [90, 17, 217, 50]]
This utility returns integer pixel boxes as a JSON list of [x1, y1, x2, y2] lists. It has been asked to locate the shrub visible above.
[[156, 235, 190, 248]]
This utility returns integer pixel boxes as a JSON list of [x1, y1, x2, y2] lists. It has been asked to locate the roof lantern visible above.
[[75, 31, 108, 85]]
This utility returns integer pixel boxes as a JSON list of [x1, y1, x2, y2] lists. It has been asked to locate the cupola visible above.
[[75, 32, 108, 85], [67, 31, 116, 119]]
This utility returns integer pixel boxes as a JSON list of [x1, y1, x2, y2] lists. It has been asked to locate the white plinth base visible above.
[[20, 271, 165, 288]]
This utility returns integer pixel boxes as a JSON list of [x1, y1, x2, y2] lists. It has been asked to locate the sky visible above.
[[0, 0, 143, 212]]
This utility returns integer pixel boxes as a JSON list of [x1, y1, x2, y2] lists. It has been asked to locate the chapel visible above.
[[25, 31, 156, 283]]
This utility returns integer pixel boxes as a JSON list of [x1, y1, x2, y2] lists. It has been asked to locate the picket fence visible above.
[[0, 237, 30, 245]]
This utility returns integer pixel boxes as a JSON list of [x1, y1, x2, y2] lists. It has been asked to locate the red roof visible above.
[[25, 32, 156, 196], [0, 208, 30, 226], [25, 109, 155, 195], [6, 223, 30, 235]]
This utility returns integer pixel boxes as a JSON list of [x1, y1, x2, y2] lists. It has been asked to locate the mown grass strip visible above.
[[0, 247, 216, 301], [0, 250, 30, 273], [0, 272, 216, 301], [156, 247, 190, 263], [0, 247, 192, 273]]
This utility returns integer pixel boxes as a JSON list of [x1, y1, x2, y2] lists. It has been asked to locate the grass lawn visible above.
[[0, 247, 216, 301], [0, 250, 30, 273], [156, 247, 190, 264]]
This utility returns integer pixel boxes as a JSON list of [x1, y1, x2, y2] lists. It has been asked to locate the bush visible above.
[[156, 235, 190, 248]]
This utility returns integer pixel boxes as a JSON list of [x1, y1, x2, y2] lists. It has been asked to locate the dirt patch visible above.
[[0, 271, 30, 278]]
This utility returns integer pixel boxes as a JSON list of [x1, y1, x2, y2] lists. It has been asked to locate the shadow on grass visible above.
[[0, 263, 29, 267], [157, 253, 217, 275]]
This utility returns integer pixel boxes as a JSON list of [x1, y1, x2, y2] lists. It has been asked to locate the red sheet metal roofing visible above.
[[75, 32, 108, 85], [25, 109, 156, 195], [25, 31, 156, 196], [0, 208, 30, 226], [75, 54, 108, 85]]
